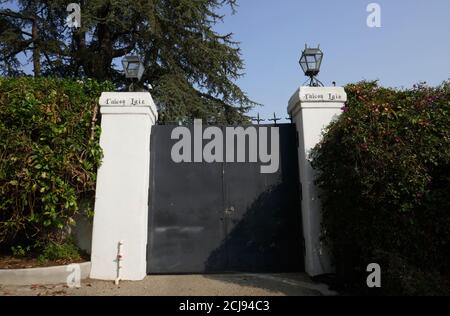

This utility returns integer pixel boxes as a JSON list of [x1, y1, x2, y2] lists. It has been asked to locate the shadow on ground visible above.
[[203, 273, 336, 296]]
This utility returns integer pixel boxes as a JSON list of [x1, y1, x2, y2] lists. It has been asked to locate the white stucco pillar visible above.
[[90, 92, 158, 281], [288, 86, 347, 277]]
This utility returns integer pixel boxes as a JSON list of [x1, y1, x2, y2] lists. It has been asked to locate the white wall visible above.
[[90, 92, 158, 281], [288, 86, 347, 277]]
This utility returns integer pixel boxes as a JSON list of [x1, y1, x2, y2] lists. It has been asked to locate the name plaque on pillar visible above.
[[288, 87, 347, 114], [99, 92, 154, 107], [298, 87, 347, 103], [301, 92, 345, 102]]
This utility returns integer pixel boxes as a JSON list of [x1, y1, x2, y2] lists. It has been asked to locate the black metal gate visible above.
[[147, 124, 303, 274]]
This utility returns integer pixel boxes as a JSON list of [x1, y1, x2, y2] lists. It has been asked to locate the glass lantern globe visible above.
[[121, 55, 145, 81], [299, 46, 323, 78]]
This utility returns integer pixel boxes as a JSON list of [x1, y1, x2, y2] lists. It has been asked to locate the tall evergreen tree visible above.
[[0, 0, 255, 123]]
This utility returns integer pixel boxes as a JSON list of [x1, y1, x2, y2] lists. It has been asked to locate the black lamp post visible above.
[[299, 45, 324, 87], [122, 55, 145, 91]]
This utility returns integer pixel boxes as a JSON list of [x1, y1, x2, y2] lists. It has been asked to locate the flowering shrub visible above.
[[0, 77, 113, 253], [311, 81, 450, 295]]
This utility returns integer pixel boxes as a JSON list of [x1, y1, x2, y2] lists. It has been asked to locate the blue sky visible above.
[[214, 0, 450, 121]]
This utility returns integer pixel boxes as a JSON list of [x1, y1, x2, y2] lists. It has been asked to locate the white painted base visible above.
[[90, 92, 157, 281], [288, 87, 347, 277]]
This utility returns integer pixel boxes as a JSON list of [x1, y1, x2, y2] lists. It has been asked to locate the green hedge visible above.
[[311, 81, 450, 295], [0, 77, 113, 252]]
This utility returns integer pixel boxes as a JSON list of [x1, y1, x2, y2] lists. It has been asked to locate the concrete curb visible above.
[[0, 262, 91, 286]]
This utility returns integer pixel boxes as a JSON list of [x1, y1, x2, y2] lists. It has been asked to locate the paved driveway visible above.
[[0, 273, 336, 296]]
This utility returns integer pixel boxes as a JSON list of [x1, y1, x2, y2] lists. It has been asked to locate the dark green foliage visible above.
[[311, 81, 450, 295], [37, 239, 82, 264], [0, 77, 113, 250], [10, 244, 30, 257], [0, 0, 255, 123]]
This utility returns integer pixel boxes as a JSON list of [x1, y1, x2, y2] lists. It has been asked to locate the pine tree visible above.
[[0, 0, 255, 123]]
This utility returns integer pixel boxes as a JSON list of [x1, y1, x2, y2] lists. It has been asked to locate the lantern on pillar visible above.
[[122, 55, 145, 91], [299, 45, 324, 87]]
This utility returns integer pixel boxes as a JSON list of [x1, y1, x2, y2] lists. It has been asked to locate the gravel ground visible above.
[[0, 273, 336, 296]]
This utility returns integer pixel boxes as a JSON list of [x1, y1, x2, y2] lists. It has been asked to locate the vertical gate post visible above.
[[90, 92, 158, 281], [288, 86, 347, 277]]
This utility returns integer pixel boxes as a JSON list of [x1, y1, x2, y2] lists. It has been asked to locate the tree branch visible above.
[[0, 9, 35, 21], [112, 43, 136, 58]]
